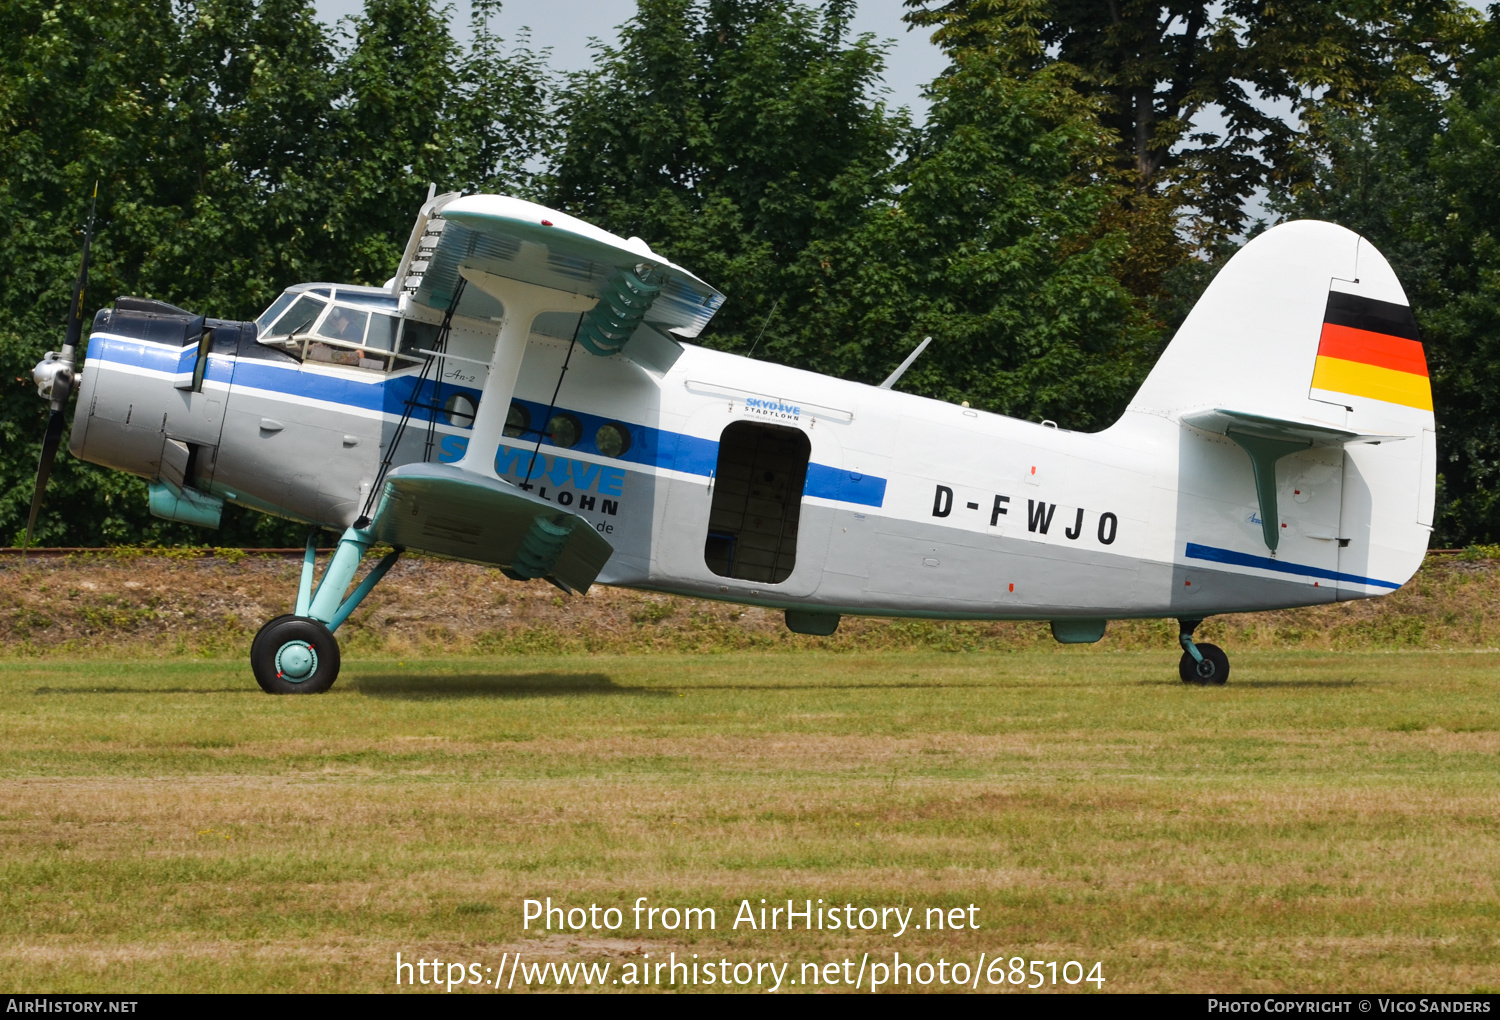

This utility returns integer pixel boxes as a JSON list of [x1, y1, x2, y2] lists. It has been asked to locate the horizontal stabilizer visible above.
[[369, 462, 614, 592], [1181, 408, 1409, 446]]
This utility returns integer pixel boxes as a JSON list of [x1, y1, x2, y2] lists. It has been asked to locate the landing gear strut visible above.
[[250, 527, 401, 694], [1177, 618, 1229, 685]]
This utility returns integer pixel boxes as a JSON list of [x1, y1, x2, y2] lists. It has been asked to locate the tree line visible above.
[[0, 0, 1494, 546]]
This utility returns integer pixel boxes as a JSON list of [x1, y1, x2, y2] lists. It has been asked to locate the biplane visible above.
[[27, 191, 1436, 691]]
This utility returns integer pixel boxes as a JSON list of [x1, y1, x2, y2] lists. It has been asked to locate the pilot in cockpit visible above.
[[323, 308, 363, 342]]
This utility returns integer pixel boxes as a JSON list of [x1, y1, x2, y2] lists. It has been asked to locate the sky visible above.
[[310, 0, 949, 116]]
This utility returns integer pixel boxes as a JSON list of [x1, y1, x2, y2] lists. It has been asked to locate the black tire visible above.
[[250, 615, 341, 694], [1179, 642, 1230, 685]]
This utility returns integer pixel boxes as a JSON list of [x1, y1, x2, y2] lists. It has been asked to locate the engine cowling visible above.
[[69, 298, 252, 526]]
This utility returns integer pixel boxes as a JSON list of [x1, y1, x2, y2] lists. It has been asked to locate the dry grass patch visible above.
[[4, 549, 1500, 658]]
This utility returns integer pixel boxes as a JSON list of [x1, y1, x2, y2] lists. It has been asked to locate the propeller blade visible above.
[[61, 183, 99, 361], [22, 182, 98, 553], [23, 409, 68, 550]]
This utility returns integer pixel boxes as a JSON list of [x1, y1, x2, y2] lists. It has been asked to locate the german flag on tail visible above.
[[1309, 291, 1431, 411]]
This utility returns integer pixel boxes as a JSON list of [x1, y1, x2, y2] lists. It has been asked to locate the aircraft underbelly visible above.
[[859, 514, 1139, 615]]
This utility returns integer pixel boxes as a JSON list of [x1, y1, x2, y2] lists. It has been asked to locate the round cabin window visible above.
[[595, 422, 632, 458], [444, 393, 477, 428], [504, 401, 529, 438], [548, 413, 582, 449]]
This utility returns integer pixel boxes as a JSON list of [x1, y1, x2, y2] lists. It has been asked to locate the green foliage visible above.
[[547, 0, 905, 365], [785, 57, 1154, 426], [1279, 13, 1500, 545], [0, 0, 549, 545], [0, 0, 1495, 544], [549, 4, 1148, 427], [901, 0, 1483, 248]]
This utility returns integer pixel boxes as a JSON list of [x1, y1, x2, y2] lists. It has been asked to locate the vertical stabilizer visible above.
[[1123, 220, 1434, 598]]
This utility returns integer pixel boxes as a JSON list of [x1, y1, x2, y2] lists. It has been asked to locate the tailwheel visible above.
[[251, 614, 341, 694], [1179, 642, 1229, 685]]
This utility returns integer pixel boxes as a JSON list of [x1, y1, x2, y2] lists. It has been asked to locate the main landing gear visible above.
[[1177, 618, 1229, 685], [250, 527, 401, 694]]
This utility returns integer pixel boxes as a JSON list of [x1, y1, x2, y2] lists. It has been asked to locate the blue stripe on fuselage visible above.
[[87, 334, 477, 426], [1185, 542, 1401, 589], [87, 333, 889, 508]]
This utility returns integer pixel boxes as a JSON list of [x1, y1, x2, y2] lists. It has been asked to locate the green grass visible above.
[[1, 649, 1497, 992]]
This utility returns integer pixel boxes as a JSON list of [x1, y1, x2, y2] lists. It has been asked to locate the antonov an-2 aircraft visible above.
[[27, 191, 1436, 692]]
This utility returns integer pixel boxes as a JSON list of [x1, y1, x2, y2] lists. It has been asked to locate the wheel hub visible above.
[[1195, 657, 1217, 680], [275, 640, 317, 682]]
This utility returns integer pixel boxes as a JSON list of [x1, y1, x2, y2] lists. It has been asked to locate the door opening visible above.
[[704, 421, 810, 584]]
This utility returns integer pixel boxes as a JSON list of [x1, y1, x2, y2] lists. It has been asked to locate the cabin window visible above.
[[444, 393, 477, 428], [190, 328, 211, 392], [595, 422, 632, 458], [254, 287, 420, 372], [365, 313, 399, 351], [254, 293, 296, 335], [504, 401, 530, 438], [546, 411, 579, 447], [316, 307, 368, 344], [703, 421, 809, 585], [548, 413, 582, 449], [399, 318, 442, 357]]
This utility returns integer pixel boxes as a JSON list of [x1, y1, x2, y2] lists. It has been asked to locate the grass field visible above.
[[1, 648, 1496, 993]]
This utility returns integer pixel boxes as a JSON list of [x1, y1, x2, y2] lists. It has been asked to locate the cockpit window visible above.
[[256, 290, 420, 374], [254, 293, 295, 335], [399, 319, 442, 357], [365, 313, 398, 351], [268, 296, 325, 338], [316, 306, 368, 344]]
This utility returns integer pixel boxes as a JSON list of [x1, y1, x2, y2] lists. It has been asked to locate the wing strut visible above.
[[449, 269, 595, 478], [520, 313, 585, 489], [1224, 430, 1309, 553]]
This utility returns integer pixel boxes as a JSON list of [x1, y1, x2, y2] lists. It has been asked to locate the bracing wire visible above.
[[746, 296, 780, 359], [356, 277, 467, 526], [521, 312, 586, 490]]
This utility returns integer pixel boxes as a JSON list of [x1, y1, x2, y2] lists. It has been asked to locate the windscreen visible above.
[[266, 296, 326, 338], [254, 293, 295, 335]]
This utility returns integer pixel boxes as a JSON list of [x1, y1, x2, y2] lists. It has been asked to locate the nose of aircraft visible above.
[[67, 300, 246, 529]]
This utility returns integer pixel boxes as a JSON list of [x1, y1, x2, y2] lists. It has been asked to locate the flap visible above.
[[1181, 407, 1409, 446], [368, 462, 614, 593]]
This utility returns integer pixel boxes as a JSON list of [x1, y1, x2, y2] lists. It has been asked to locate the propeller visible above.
[[24, 182, 99, 551]]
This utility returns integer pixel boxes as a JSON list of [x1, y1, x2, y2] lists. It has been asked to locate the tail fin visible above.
[[1126, 220, 1435, 596]]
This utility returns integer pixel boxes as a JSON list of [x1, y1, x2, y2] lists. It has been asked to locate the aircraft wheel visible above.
[[1179, 642, 1229, 685], [250, 615, 341, 694]]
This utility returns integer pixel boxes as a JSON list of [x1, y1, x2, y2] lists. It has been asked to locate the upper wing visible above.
[[398, 194, 726, 341]]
